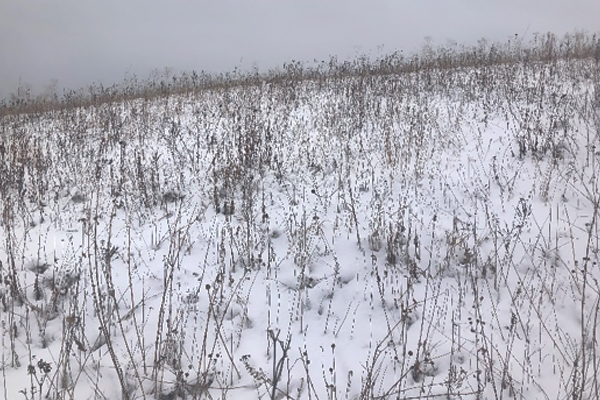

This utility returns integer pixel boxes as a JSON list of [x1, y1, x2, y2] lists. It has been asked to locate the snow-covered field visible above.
[[1, 49, 600, 399]]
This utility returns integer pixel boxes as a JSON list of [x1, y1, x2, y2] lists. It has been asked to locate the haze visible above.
[[1, 0, 598, 100]]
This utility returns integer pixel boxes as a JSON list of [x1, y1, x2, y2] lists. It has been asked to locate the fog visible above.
[[1, 0, 598, 100]]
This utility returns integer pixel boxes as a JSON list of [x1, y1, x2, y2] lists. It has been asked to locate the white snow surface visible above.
[[1, 59, 600, 400]]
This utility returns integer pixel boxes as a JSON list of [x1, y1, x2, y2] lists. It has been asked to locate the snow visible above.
[[1, 58, 599, 399]]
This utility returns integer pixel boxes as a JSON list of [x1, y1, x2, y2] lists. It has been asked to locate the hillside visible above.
[[1, 34, 600, 400]]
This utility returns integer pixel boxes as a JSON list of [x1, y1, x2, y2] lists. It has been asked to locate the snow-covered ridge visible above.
[[1, 56, 599, 399]]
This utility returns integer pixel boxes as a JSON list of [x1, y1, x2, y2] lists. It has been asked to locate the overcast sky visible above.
[[1, 0, 598, 100]]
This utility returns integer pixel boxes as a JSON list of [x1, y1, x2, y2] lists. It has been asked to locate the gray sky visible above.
[[1, 0, 598, 101]]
